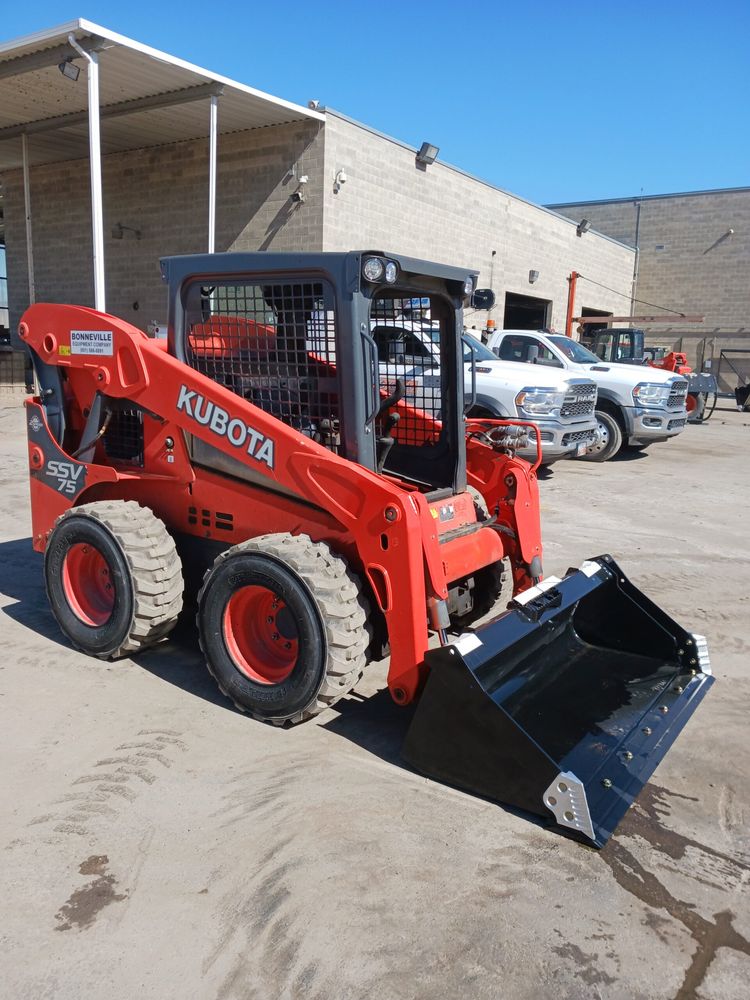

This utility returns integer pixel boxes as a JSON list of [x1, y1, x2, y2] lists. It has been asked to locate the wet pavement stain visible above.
[[601, 784, 750, 1000], [55, 854, 127, 932], [551, 941, 617, 987]]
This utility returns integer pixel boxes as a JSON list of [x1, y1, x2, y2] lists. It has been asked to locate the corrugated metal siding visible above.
[[0, 28, 315, 169]]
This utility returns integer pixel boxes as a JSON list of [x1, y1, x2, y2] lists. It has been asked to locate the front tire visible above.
[[197, 534, 368, 724], [578, 410, 623, 462], [450, 487, 508, 630], [44, 501, 183, 659]]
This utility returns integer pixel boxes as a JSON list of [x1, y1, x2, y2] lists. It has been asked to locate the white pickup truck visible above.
[[485, 329, 689, 462], [370, 320, 600, 464]]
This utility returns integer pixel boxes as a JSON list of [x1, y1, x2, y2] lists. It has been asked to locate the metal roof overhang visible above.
[[0, 19, 325, 310], [0, 18, 324, 170]]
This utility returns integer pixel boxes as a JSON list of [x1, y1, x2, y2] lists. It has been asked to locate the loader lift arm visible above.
[[20, 302, 538, 705]]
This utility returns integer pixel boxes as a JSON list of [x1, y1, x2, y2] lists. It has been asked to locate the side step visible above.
[[402, 556, 713, 847]]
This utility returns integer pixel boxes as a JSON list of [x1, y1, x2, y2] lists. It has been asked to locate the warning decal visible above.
[[70, 330, 113, 356]]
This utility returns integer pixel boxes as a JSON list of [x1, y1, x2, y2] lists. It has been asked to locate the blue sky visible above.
[[3, 1, 748, 204]]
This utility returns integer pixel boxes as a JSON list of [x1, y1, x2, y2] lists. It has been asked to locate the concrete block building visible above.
[[0, 19, 634, 352], [549, 188, 750, 378]]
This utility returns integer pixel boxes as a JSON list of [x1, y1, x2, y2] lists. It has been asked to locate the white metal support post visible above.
[[208, 94, 218, 253], [21, 132, 36, 304], [68, 34, 106, 312]]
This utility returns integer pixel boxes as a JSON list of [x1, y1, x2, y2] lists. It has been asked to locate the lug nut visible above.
[[659, 705, 669, 714], [601, 778, 613, 789], [674, 685, 684, 693], [642, 727, 652, 735], [271, 632, 279, 641], [623, 751, 633, 761], [266, 616, 274, 623]]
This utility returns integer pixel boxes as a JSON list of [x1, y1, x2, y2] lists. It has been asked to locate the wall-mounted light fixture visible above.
[[529, 269, 540, 284], [290, 175, 308, 203], [58, 58, 80, 82], [416, 142, 439, 167], [703, 228, 735, 255], [576, 218, 592, 237], [111, 222, 142, 240]]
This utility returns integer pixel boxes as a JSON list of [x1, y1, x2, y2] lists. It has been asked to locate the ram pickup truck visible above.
[[370, 320, 600, 464], [486, 329, 689, 462]]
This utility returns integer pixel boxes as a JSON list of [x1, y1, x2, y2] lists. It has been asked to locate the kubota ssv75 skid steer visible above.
[[21, 251, 713, 847]]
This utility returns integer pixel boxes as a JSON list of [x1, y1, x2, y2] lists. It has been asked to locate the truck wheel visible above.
[[197, 534, 368, 724], [450, 487, 508, 629], [44, 501, 183, 659], [579, 410, 622, 463], [687, 393, 705, 422]]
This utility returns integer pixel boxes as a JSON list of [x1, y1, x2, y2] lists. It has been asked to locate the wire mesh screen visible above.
[[371, 294, 444, 449], [103, 408, 144, 465], [186, 281, 340, 453]]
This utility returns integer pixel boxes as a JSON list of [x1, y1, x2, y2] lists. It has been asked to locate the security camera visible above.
[[291, 190, 306, 203], [308, 99, 320, 109], [298, 175, 309, 185]]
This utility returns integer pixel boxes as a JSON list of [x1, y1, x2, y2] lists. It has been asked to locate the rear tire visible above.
[[44, 501, 183, 659], [197, 534, 368, 724], [578, 409, 623, 462]]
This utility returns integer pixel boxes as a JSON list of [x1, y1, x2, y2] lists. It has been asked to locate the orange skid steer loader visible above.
[[21, 252, 712, 847]]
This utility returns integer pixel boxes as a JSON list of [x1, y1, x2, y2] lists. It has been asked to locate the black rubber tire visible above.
[[623, 442, 650, 452], [687, 393, 706, 423], [449, 487, 508, 630], [45, 501, 183, 659], [578, 409, 623, 462], [197, 534, 368, 724]]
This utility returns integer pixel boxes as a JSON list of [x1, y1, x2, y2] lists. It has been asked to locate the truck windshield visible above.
[[462, 337, 497, 363], [548, 335, 601, 364]]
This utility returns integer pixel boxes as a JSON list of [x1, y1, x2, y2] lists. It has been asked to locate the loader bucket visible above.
[[403, 556, 713, 847]]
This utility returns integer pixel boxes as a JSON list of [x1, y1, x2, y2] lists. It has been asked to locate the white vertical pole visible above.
[[69, 35, 105, 312], [21, 132, 36, 304], [208, 94, 218, 253]]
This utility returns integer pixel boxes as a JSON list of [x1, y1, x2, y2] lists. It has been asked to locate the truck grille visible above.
[[561, 383, 596, 419], [562, 428, 595, 445], [668, 380, 689, 409]]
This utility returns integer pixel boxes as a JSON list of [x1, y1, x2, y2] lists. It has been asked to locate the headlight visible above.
[[384, 261, 398, 283], [363, 257, 384, 282], [515, 387, 566, 417], [632, 382, 671, 407]]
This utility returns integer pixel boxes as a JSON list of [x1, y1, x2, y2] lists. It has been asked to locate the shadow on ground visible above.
[[0, 536, 232, 710]]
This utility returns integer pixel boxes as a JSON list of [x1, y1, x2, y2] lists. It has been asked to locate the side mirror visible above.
[[470, 288, 496, 310]]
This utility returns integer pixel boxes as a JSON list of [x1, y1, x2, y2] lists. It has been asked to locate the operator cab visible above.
[[163, 251, 493, 497]]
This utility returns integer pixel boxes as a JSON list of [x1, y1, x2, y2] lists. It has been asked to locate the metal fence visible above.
[[0, 348, 29, 396], [715, 350, 750, 396]]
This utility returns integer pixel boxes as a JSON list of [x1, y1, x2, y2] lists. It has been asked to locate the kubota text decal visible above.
[[176, 385, 275, 469]]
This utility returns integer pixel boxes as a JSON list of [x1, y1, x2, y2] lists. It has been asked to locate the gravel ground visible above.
[[1, 401, 748, 1000]]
